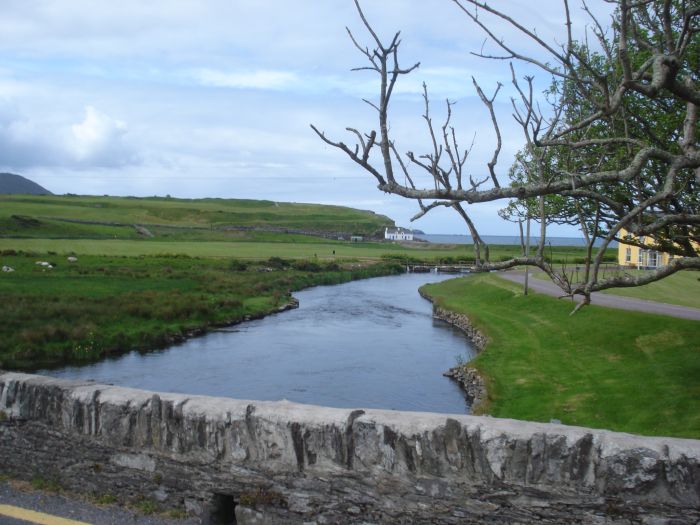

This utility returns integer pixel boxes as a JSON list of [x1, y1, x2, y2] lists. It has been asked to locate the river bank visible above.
[[418, 287, 489, 413], [0, 252, 403, 370], [37, 272, 473, 413], [420, 273, 700, 439]]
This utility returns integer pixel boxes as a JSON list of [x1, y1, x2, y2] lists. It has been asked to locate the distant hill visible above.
[[0, 194, 395, 240], [0, 173, 52, 195]]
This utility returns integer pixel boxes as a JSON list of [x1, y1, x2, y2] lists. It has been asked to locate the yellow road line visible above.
[[0, 504, 91, 525]]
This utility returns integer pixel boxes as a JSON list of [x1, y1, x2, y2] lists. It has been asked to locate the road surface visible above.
[[498, 271, 700, 321], [0, 481, 197, 525]]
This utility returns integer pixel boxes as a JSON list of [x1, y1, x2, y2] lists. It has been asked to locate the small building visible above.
[[385, 227, 414, 241], [350, 235, 364, 242], [618, 228, 672, 269]]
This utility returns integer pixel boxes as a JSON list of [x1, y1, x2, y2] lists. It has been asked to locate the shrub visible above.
[[228, 259, 249, 271], [266, 256, 289, 269], [380, 254, 422, 265], [292, 260, 322, 272], [216, 298, 243, 309]]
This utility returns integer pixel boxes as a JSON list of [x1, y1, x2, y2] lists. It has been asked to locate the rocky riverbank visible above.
[[442, 365, 487, 413], [418, 289, 489, 413]]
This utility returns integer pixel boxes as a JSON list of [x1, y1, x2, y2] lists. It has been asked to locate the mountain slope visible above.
[[0, 173, 52, 195]]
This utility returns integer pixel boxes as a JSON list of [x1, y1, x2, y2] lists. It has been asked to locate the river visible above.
[[40, 273, 476, 414]]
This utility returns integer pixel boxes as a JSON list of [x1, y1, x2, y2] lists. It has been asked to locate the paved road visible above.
[[0, 481, 198, 525], [498, 271, 700, 321]]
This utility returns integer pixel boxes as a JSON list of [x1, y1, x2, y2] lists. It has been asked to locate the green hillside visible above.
[[0, 194, 394, 239]]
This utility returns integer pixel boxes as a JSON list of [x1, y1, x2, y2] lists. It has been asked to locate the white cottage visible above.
[[384, 227, 414, 241]]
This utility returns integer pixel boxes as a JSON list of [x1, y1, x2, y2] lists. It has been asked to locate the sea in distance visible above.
[[415, 234, 617, 247]]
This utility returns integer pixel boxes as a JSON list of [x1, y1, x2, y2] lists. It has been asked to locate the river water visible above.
[[40, 273, 476, 414]]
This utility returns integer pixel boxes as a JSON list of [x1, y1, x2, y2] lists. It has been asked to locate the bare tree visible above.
[[311, 0, 700, 308]]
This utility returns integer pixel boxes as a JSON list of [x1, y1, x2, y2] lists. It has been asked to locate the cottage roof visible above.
[[385, 227, 413, 234]]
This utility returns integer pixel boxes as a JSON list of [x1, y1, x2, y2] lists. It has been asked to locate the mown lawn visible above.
[[533, 268, 700, 309], [600, 270, 700, 309], [0, 237, 604, 265], [421, 273, 700, 439]]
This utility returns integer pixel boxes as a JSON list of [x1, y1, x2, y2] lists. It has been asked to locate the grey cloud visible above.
[[0, 104, 139, 170], [0, 0, 597, 236]]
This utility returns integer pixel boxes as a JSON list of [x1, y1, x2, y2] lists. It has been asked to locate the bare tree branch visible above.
[[312, 0, 700, 309]]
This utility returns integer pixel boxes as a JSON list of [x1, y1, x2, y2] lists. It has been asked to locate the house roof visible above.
[[385, 227, 413, 234]]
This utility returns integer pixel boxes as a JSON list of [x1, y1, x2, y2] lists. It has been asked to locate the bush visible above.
[[229, 259, 249, 271], [435, 256, 473, 264], [216, 298, 243, 309], [380, 254, 422, 265], [266, 256, 289, 269], [292, 260, 322, 272]]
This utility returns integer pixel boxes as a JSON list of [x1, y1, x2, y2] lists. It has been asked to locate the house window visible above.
[[638, 250, 644, 265], [625, 247, 631, 263], [648, 251, 658, 268]]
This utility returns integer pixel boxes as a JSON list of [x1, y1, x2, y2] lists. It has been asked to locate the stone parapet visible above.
[[1, 372, 699, 524]]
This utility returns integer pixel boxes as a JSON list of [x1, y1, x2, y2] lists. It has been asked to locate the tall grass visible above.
[[0, 252, 401, 370]]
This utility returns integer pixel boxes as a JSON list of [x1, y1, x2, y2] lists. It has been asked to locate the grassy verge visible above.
[[0, 251, 402, 370], [600, 270, 700, 309], [421, 274, 700, 439], [533, 268, 700, 309]]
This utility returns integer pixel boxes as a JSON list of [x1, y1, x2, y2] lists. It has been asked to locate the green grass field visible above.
[[600, 270, 700, 309], [0, 194, 394, 237], [0, 238, 464, 259], [421, 274, 700, 438], [0, 238, 608, 266], [0, 251, 402, 369], [1, 194, 616, 266]]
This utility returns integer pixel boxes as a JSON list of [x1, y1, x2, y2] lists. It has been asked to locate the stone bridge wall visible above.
[[1, 372, 699, 524]]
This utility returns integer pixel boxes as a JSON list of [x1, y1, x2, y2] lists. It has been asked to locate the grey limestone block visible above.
[[1, 371, 699, 524]]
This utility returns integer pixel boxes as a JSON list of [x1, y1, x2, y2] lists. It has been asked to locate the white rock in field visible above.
[[67, 256, 78, 262], [1, 266, 14, 272]]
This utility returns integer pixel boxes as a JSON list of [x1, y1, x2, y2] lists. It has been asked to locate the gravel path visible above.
[[498, 271, 700, 321], [0, 481, 199, 525]]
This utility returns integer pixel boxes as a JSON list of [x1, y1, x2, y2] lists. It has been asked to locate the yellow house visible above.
[[617, 228, 673, 269]]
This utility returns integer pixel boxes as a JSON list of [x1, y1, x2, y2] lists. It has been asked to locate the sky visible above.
[[0, 1, 612, 235]]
